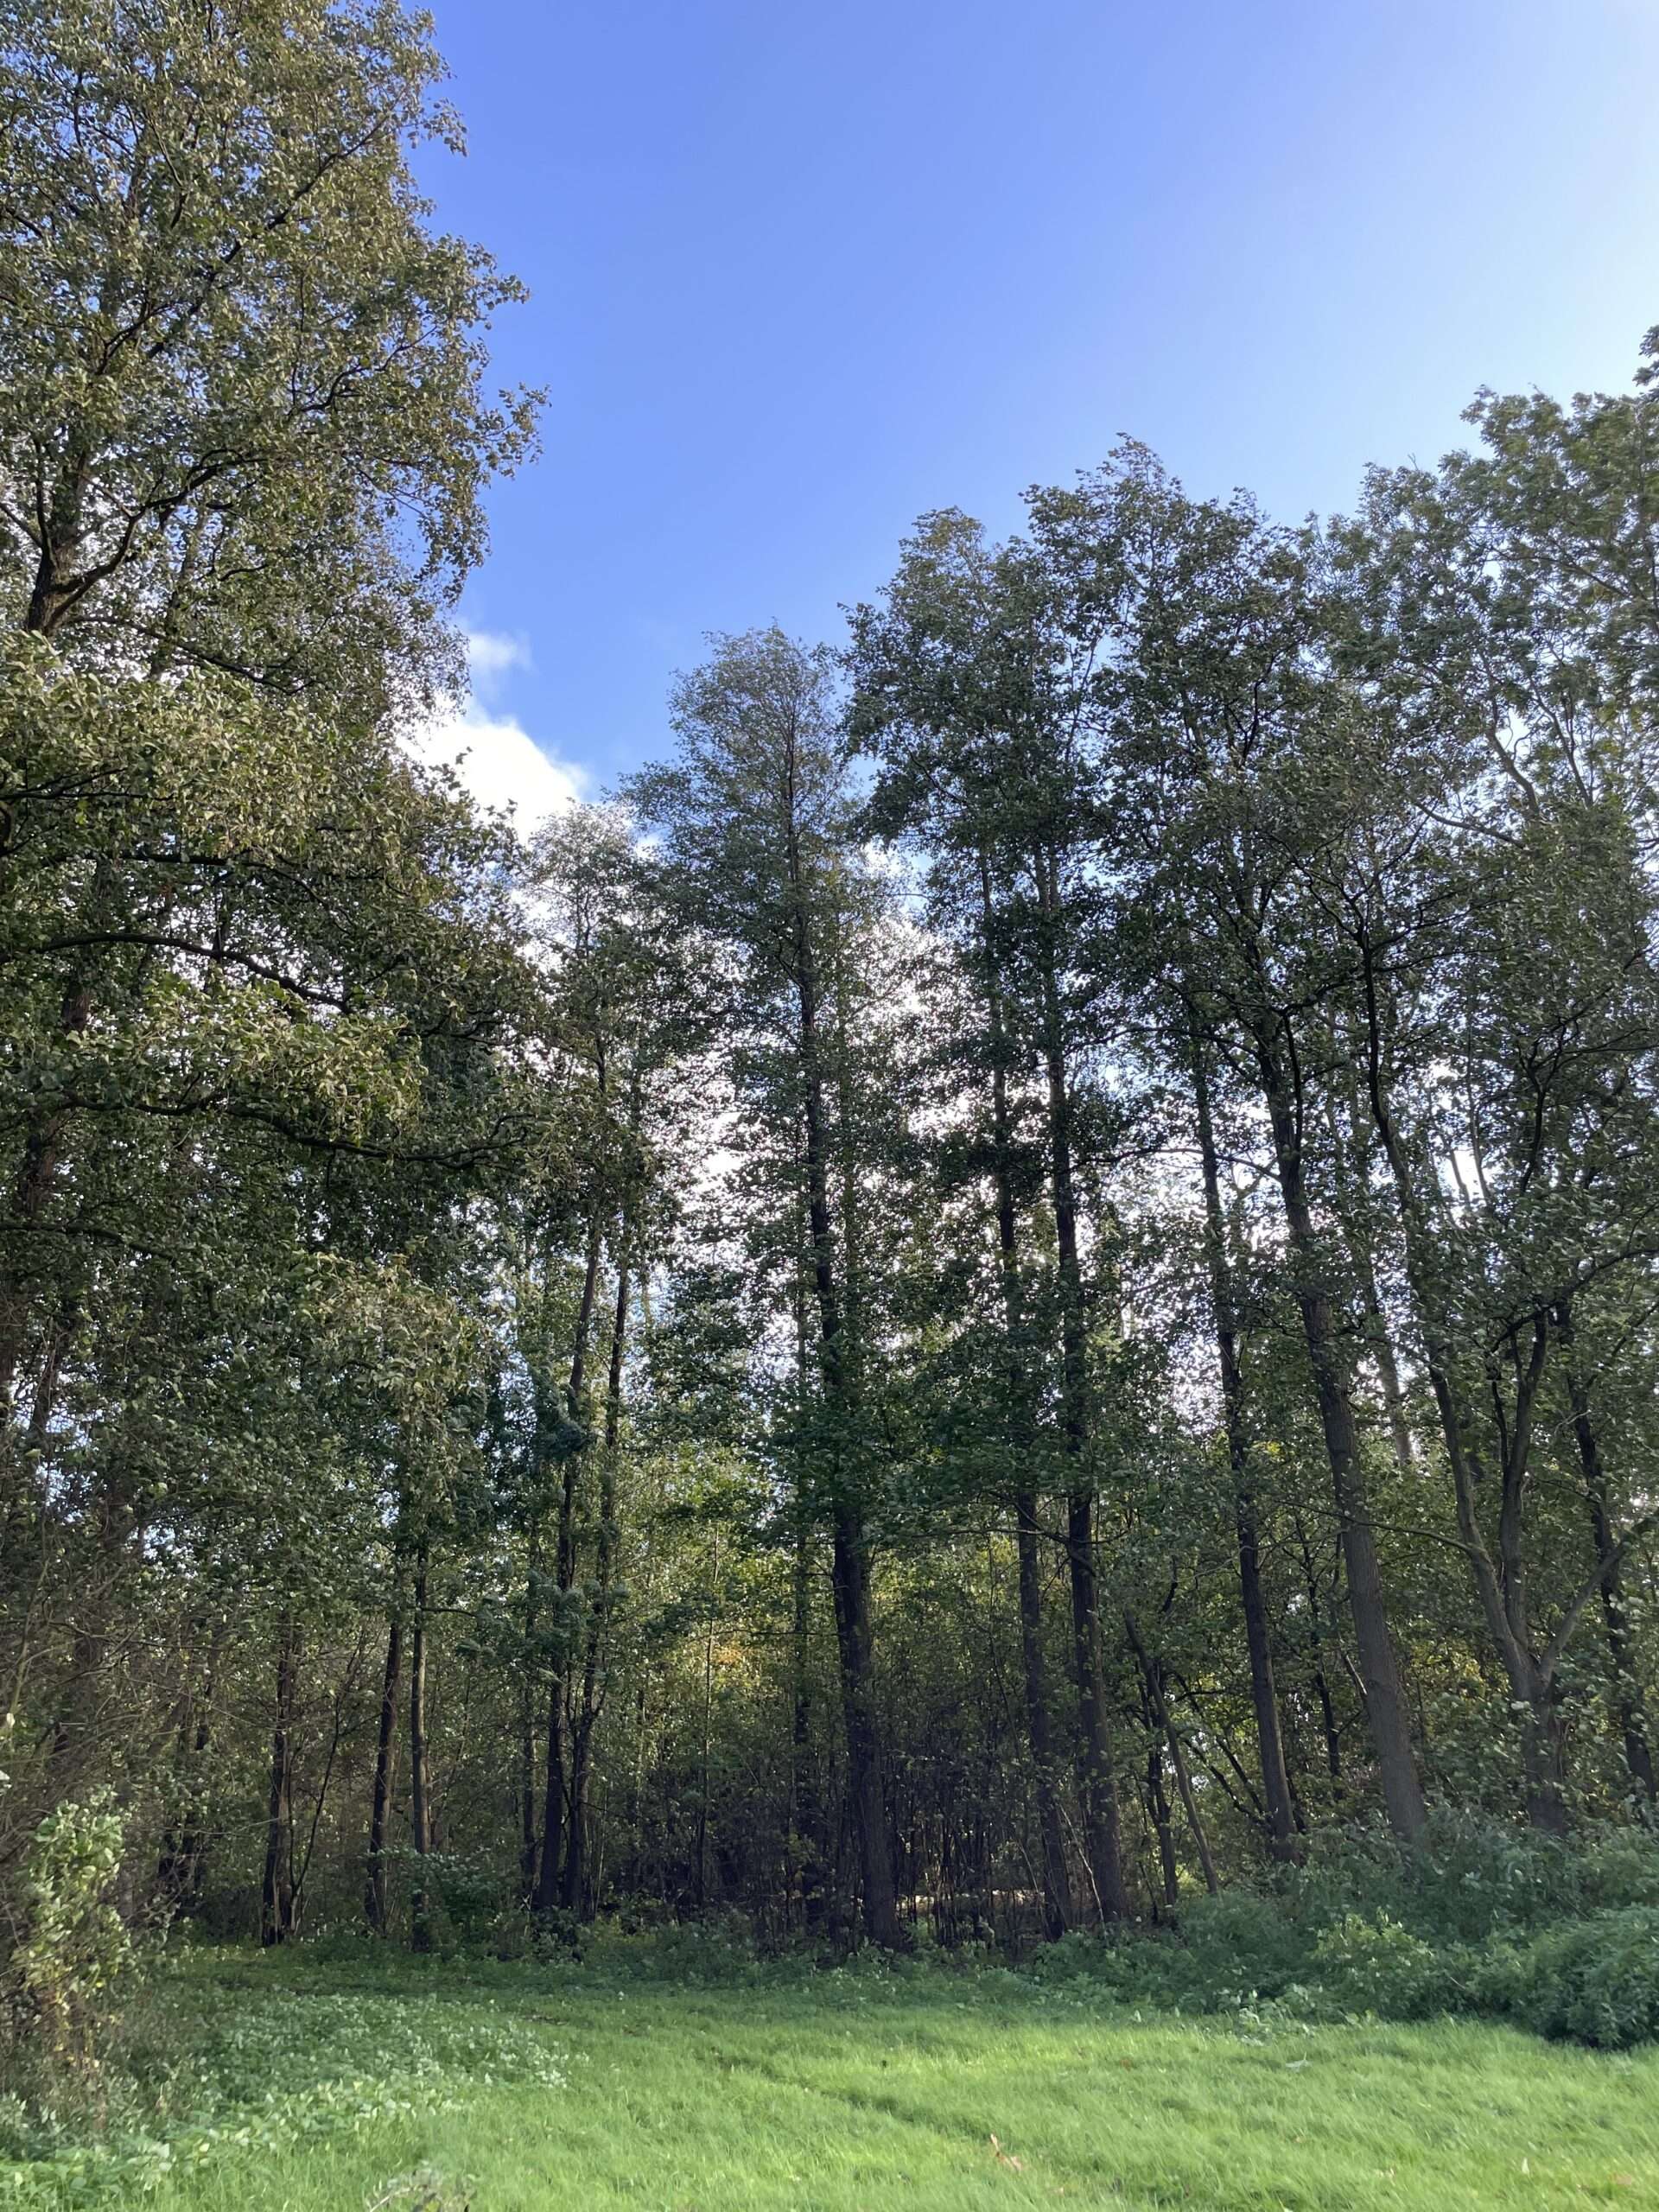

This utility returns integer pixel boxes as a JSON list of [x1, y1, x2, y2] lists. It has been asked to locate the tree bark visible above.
[[785, 755, 904, 1950], [409, 1553, 433, 1950], [1033, 844, 1128, 1919], [1557, 1306, 1656, 1813], [1185, 1001, 1298, 1861], [534, 1209, 603, 1917], [365, 1608, 403, 1935], [1251, 1009, 1427, 1841], [1352, 935, 1567, 1832], [565, 1219, 634, 1916], [260, 1617, 299, 1946], [981, 849, 1073, 1938]]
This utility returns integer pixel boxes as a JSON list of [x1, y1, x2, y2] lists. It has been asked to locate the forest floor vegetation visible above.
[[6, 1915, 1659, 2209]]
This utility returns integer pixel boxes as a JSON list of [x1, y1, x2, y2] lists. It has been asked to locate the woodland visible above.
[[4, 10, 1659, 2166]]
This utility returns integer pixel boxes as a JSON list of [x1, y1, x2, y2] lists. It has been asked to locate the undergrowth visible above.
[[0, 1968, 563, 2205]]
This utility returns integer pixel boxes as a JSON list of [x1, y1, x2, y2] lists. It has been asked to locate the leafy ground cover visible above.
[[6, 1943, 1659, 2210]]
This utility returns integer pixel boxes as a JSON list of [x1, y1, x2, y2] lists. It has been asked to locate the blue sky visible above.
[[411, 0, 1659, 817]]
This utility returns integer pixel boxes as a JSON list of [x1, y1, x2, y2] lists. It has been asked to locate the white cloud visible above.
[[405, 628, 591, 830], [466, 628, 531, 700]]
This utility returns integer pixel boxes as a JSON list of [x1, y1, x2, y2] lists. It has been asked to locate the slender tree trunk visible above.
[[1352, 940, 1567, 1832], [365, 1609, 403, 1935], [1128, 1616, 1220, 1898], [409, 1553, 433, 1951], [1557, 1306, 1656, 1812], [1014, 1496, 1073, 1940], [1324, 1058, 1416, 1476], [786, 801, 904, 1949], [1186, 1001, 1297, 1861], [981, 851, 1073, 1937], [1354, 1237, 1415, 1478], [534, 1211, 604, 1917], [785, 1243, 823, 1932], [261, 1616, 299, 1946], [1066, 1497, 1127, 1919], [791, 1524, 826, 1935], [829, 1511, 902, 1944], [157, 1635, 218, 1915], [519, 1524, 541, 1902], [1147, 1742, 1179, 1912], [565, 1226, 633, 1916], [1164, 1713, 1220, 1897], [1033, 848, 1128, 1919], [1251, 1012, 1426, 1841]]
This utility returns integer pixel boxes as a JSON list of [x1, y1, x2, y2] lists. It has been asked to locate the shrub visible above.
[[1505, 1907, 1659, 2050], [630, 1910, 758, 1983], [1307, 1911, 1466, 2021], [3, 1790, 131, 2069], [1176, 1891, 1314, 2000]]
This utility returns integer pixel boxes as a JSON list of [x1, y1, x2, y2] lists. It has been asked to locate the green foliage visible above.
[[10, 1952, 1659, 2211], [1306, 1912, 1465, 2022], [3, 1791, 131, 2069], [0, 1963, 563, 2203], [1018, 1819, 1659, 2046], [1501, 1908, 1659, 2050]]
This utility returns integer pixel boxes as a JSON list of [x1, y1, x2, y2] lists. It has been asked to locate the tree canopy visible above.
[[3, 0, 1658, 1984]]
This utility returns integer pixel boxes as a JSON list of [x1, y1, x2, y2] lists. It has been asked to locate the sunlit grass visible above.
[[11, 1948, 1659, 2209]]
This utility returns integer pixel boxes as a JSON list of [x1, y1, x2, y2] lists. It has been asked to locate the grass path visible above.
[[44, 1956, 1659, 2210]]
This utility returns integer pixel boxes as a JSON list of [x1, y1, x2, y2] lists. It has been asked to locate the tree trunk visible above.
[[409, 1554, 433, 1951], [1557, 1306, 1656, 1813], [566, 1227, 633, 1916], [260, 1617, 299, 1946], [1128, 1617, 1220, 1899], [1014, 1495, 1073, 1940], [1147, 1742, 1179, 1912], [1186, 1002, 1298, 1861], [365, 1608, 403, 1935], [830, 1510, 903, 1946], [1252, 1013, 1426, 1841], [534, 1211, 604, 1917], [1033, 847, 1128, 1918], [1352, 940, 1568, 1832], [518, 1525, 541, 1903], [981, 850, 1072, 1938], [1066, 1496, 1128, 1919], [790, 1525, 826, 1935], [157, 1637, 218, 1916], [787, 797, 904, 1949]]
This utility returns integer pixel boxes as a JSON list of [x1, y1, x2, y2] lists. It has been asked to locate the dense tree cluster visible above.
[[3, 0, 1657, 1974]]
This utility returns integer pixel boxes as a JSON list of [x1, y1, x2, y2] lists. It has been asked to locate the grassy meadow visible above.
[[6, 1945, 1659, 2212]]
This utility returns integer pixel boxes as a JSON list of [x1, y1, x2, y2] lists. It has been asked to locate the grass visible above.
[[8, 1945, 1659, 2209]]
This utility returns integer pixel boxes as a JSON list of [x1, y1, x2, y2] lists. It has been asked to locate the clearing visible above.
[[10, 1950, 1659, 2210]]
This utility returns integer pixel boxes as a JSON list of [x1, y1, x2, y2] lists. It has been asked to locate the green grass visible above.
[[10, 1948, 1659, 2210]]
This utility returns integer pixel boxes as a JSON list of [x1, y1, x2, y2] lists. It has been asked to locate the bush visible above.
[[1307, 1911, 1466, 2022], [3, 1790, 131, 2069], [1284, 1810, 1659, 1946], [1016, 1821, 1659, 2046], [625, 1910, 759, 1983], [1505, 1907, 1659, 2050], [1026, 1895, 1316, 2014]]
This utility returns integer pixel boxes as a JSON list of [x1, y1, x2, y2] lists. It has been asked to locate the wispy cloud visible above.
[[466, 627, 532, 702]]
